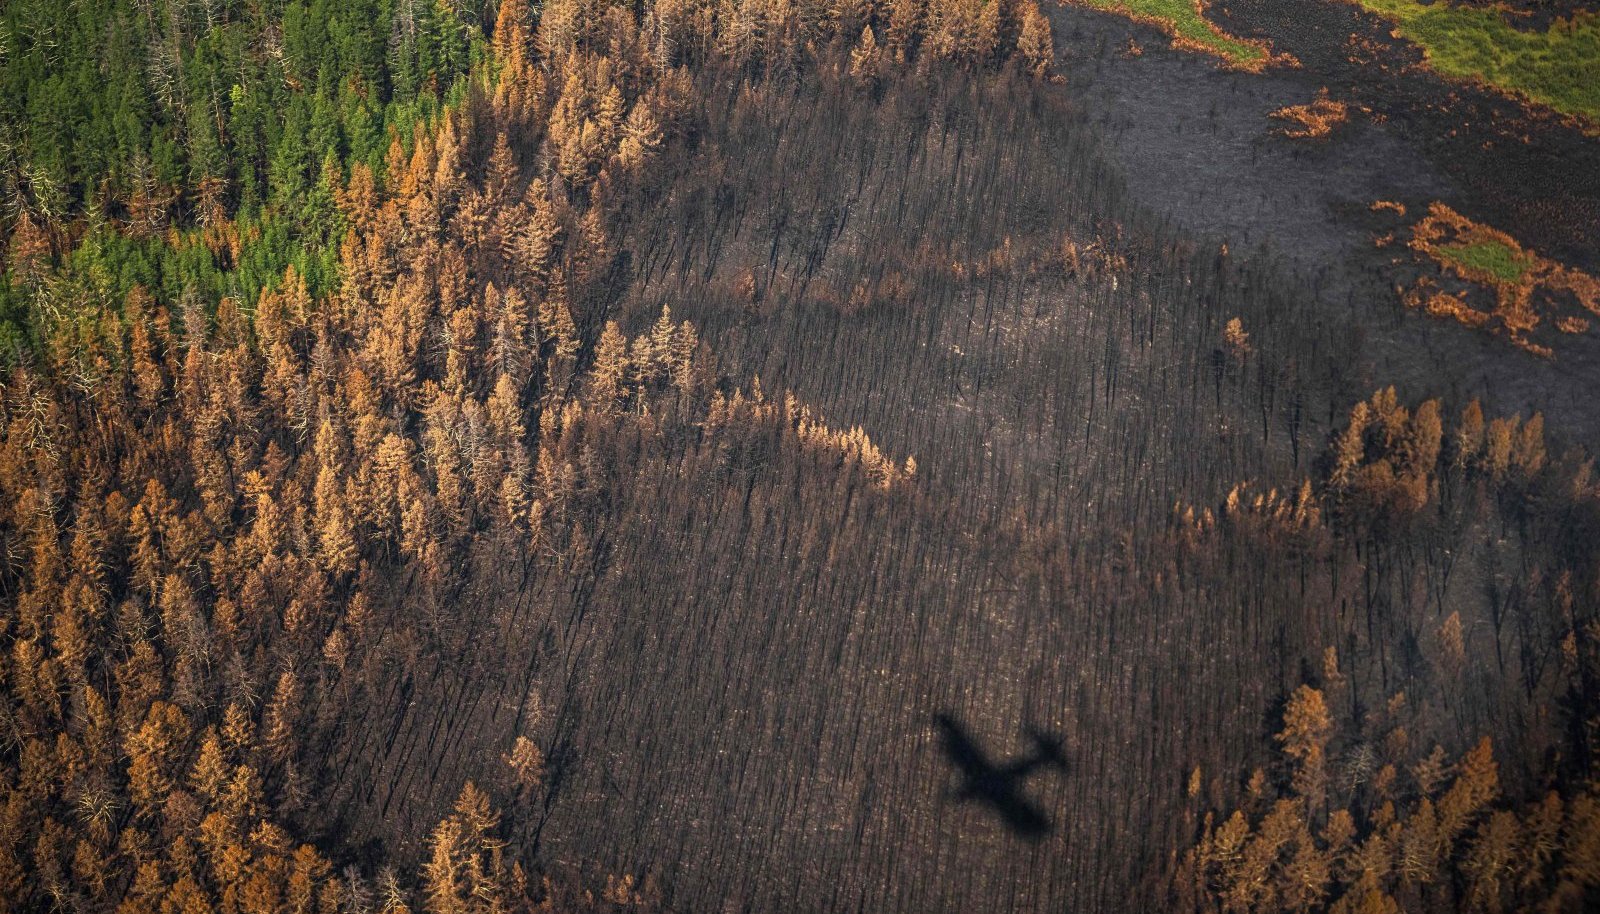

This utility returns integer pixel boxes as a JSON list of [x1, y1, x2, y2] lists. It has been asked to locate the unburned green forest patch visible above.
[[1348, 0, 1600, 127], [1435, 238, 1536, 286], [1377, 201, 1600, 356], [1066, 0, 1291, 70]]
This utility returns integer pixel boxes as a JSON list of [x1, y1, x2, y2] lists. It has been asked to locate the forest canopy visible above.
[[1, 1, 1598, 913]]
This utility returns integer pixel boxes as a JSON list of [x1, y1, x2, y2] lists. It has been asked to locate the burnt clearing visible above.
[[310, 21, 1597, 914], [1050, 0, 1600, 449]]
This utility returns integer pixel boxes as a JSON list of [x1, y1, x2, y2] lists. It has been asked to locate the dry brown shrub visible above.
[[1223, 317, 1251, 359], [1271, 89, 1351, 138]]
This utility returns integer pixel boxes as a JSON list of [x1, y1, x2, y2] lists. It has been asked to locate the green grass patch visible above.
[[1074, 0, 1273, 68], [1436, 239, 1537, 286], [1352, 1, 1600, 125]]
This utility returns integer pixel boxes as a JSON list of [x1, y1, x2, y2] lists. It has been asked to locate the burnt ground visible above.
[[328, 72, 1321, 913], [311, 10, 1600, 914], [1048, 0, 1600, 451], [1468, 0, 1600, 32]]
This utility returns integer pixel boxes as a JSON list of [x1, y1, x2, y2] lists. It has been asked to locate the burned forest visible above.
[[1, 1, 1599, 912]]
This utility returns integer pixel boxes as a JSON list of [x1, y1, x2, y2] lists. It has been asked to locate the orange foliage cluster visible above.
[[1173, 479, 1322, 541], [1181, 674, 1600, 914], [1391, 202, 1600, 357], [0, 2, 950, 909], [950, 230, 1129, 283], [1270, 89, 1352, 139], [1052, 232, 1130, 278], [705, 385, 917, 489], [1173, 388, 1555, 566], [1222, 317, 1251, 359], [1173, 393, 1600, 912]]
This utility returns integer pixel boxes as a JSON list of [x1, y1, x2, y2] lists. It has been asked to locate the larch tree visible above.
[[1455, 400, 1485, 469], [617, 102, 663, 171], [849, 26, 881, 81], [1278, 686, 1333, 811], [1330, 401, 1371, 492], [588, 321, 631, 409], [1016, 1, 1053, 80], [886, 0, 923, 60], [262, 670, 302, 766]]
